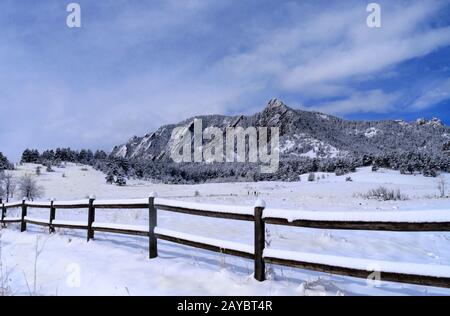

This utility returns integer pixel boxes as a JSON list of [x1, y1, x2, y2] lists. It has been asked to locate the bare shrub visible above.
[[1, 172, 17, 203], [0, 176, 4, 200], [361, 186, 408, 201], [18, 175, 44, 201], [438, 175, 447, 198], [23, 236, 46, 296]]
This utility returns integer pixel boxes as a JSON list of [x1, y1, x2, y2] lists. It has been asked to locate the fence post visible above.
[[87, 195, 96, 242], [20, 198, 27, 232], [254, 199, 266, 282], [149, 192, 158, 259], [0, 198, 4, 227], [49, 198, 56, 234]]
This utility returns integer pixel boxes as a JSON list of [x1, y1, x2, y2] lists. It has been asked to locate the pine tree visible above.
[[115, 176, 127, 186], [105, 173, 115, 184], [0, 152, 12, 170]]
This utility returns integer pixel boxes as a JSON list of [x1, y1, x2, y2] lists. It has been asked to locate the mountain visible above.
[[112, 99, 450, 164]]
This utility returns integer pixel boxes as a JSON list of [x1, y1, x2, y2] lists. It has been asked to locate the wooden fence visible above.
[[1, 196, 450, 289]]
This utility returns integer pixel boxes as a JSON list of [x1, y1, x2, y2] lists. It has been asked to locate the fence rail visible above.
[[264, 217, 450, 232], [1, 196, 450, 289]]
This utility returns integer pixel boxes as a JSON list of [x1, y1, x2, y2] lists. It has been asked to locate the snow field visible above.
[[1, 163, 450, 295]]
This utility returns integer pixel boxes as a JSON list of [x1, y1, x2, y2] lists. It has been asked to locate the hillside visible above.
[[107, 99, 450, 183]]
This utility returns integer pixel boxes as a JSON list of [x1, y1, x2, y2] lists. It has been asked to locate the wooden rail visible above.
[[1, 196, 450, 289], [263, 217, 450, 232]]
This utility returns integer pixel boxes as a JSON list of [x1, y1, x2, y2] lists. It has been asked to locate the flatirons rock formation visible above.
[[112, 99, 449, 162]]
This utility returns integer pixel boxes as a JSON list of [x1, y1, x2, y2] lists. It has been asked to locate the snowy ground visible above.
[[1, 163, 450, 296]]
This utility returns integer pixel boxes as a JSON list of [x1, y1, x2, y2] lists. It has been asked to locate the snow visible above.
[[52, 219, 87, 227], [24, 216, 49, 224], [300, 149, 318, 158], [93, 222, 148, 233], [1, 229, 325, 296], [3, 202, 22, 208], [299, 137, 343, 159], [27, 201, 52, 207], [318, 114, 330, 120], [280, 134, 345, 159], [2, 217, 21, 222], [93, 198, 148, 206], [280, 139, 296, 152], [2, 163, 450, 296], [53, 200, 89, 206], [115, 145, 127, 158], [255, 199, 266, 208], [364, 127, 381, 138], [264, 249, 450, 278], [154, 198, 254, 216], [155, 228, 254, 255]]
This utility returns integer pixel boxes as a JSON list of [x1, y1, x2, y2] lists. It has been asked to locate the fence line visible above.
[[1, 196, 450, 289]]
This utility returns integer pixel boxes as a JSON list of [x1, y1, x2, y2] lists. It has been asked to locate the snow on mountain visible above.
[[364, 127, 381, 139], [112, 99, 449, 163]]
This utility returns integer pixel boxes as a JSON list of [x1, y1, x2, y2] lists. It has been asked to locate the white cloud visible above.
[[307, 90, 399, 115], [281, 26, 450, 90], [410, 78, 450, 110], [218, 0, 450, 100]]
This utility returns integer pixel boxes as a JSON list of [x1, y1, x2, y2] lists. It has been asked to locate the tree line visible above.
[[16, 147, 450, 185]]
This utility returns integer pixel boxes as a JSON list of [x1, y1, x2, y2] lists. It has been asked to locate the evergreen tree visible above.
[[0, 152, 12, 170], [115, 176, 127, 186]]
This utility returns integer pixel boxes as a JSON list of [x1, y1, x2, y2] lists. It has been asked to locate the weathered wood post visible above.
[[20, 198, 27, 232], [149, 192, 158, 259], [0, 198, 4, 227], [254, 199, 266, 282], [49, 198, 56, 234], [87, 195, 96, 241]]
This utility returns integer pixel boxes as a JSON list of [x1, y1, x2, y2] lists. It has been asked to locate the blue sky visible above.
[[1, 0, 449, 161]]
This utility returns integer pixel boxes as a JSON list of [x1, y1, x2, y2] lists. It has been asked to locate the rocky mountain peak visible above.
[[266, 98, 288, 110], [112, 99, 449, 166]]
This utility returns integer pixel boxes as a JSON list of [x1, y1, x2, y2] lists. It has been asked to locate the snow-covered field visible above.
[[1, 163, 450, 296]]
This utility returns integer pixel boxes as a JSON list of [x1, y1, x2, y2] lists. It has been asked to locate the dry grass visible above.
[[359, 186, 409, 201]]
